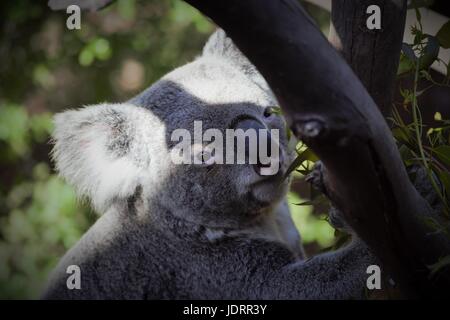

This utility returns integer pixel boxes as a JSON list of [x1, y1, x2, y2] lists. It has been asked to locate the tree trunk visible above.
[[329, 0, 407, 118], [184, 0, 450, 297]]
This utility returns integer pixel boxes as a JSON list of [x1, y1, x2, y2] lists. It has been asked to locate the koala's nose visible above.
[[233, 118, 280, 174]]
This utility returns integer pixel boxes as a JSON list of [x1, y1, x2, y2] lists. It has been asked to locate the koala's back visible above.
[[42, 208, 297, 300], [42, 208, 162, 299]]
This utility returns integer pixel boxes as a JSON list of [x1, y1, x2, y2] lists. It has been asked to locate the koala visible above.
[[42, 29, 375, 299]]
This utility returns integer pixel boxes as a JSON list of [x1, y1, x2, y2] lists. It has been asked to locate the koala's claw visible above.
[[305, 162, 353, 233], [329, 206, 352, 232], [305, 161, 327, 194]]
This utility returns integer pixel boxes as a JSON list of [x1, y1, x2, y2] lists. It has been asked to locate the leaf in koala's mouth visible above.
[[283, 147, 318, 181], [283, 154, 304, 181]]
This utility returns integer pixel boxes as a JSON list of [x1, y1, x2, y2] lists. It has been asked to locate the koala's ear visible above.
[[202, 29, 253, 71], [51, 103, 157, 213], [202, 29, 270, 92]]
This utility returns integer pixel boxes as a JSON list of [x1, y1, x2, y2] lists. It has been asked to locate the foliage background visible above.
[[0, 0, 334, 299]]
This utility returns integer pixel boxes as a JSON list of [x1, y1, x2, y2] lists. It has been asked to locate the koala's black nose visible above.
[[234, 118, 266, 134], [233, 118, 274, 168]]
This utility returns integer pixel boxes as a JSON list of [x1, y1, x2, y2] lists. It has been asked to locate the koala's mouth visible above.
[[251, 147, 285, 178], [250, 157, 289, 190], [252, 163, 282, 177], [249, 175, 289, 209]]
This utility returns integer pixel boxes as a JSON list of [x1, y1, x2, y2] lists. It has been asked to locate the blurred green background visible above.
[[0, 0, 334, 299]]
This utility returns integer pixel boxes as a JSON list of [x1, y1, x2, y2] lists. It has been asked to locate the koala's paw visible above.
[[305, 161, 327, 194], [306, 162, 355, 234], [329, 206, 352, 233]]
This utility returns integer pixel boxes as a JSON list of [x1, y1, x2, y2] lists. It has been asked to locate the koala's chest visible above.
[[148, 236, 294, 299]]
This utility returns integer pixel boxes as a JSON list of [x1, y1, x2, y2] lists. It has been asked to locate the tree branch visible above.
[[184, 0, 450, 297], [329, 0, 407, 118]]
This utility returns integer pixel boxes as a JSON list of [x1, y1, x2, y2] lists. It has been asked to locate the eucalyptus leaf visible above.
[[401, 43, 417, 61], [284, 152, 306, 180], [428, 255, 450, 278], [283, 147, 318, 180], [438, 171, 450, 197], [433, 145, 450, 167], [419, 35, 440, 70], [397, 45, 416, 75], [294, 201, 315, 206]]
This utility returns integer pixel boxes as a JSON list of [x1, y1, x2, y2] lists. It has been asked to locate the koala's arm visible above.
[[257, 239, 374, 299], [250, 162, 373, 299], [273, 200, 304, 259]]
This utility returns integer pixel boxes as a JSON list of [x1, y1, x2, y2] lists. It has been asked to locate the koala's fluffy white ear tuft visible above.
[[51, 103, 158, 213], [202, 29, 272, 95], [202, 29, 254, 72]]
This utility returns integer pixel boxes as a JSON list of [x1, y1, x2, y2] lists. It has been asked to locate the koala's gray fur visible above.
[[43, 29, 375, 300]]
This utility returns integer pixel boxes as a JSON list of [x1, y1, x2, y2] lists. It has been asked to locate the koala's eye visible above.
[[195, 148, 216, 166], [197, 151, 210, 162], [264, 106, 282, 118]]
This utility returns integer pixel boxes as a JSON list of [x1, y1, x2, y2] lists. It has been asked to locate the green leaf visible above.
[[419, 35, 440, 70], [420, 70, 432, 82], [301, 147, 319, 162], [265, 106, 282, 116], [402, 43, 417, 61], [423, 216, 442, 232], [412, 26, 426, 46], [283, 147, 318, 180], [397, 47, 415, 75], [436, 20, 450, 49], [428, 255, 450, 278], [284, 153, 306, 180], [433, 145, 450, 167], [434, 112, 442, 121], [399, 145, 414, 165], [438, 170, 450, 196], [415, 6, 422, 24], [392, 127, 411, 144], [295, 200, 315, 206]]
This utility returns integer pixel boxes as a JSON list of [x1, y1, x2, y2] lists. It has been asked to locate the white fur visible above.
[[51, 103, 166, 213], [162, 57, 273, 106]]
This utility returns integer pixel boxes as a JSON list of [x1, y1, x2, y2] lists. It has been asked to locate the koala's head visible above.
[[52, 29, 296, 229]]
